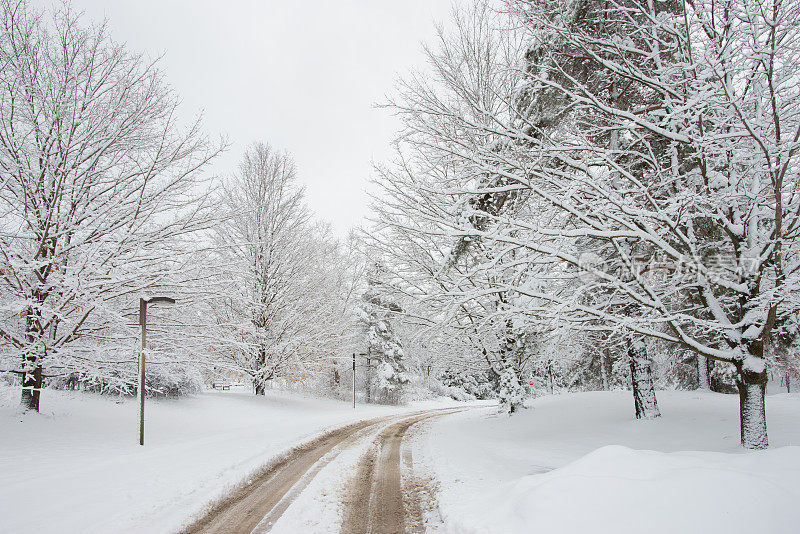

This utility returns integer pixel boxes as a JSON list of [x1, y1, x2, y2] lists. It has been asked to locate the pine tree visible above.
[[359, 265, 409, 404]]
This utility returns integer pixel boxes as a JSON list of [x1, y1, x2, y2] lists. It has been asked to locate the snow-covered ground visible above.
[[0, 385, 451, 533], [421, 390, 800, 534], [5, 387, 799, 534]]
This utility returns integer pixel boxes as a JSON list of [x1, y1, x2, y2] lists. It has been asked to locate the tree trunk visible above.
[[365, 357, 372, 404], [697, 354, 710, 390], [628, 339, 660, 419], [600, 347, 609, 391], [253, 346, 267, 395], [737, 361, 768, 449], [20, 363, 43, 411], [20, 313, 43, 412], [254, 379, 265, 395], [784, 353, 791, 393]]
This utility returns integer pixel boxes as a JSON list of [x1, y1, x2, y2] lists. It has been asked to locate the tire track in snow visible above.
[[340, 409, 463, 534], [181, 408, 460, 534]]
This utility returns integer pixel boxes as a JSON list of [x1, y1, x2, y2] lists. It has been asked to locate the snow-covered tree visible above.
[[498, 365, 525, 413], [359, 264, 409, 403], [209, 143, 354, 394], [0, 0, 220, 411], [503, 0, 800, 445], [373, 0, 800, 447]]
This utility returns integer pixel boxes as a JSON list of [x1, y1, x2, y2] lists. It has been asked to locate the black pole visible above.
[[138, 296, 175, 446], [139, 298, 147, 446]]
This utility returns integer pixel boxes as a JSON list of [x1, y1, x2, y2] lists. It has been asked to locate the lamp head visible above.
[[146, 296, 176, 305]]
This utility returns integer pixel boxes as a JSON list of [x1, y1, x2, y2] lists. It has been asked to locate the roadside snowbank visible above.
[[0, 385, 453, 533], [423, 390, 800, 534], [445, 445, 800, 534]]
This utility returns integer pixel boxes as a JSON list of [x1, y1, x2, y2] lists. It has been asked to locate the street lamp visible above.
[[139, 296, 175, 446]]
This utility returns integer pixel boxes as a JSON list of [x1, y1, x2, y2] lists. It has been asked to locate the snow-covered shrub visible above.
[[146, 364, 204, 398], [710, 361, 738, 394], [1, 371, 20, 387], [50, 371, 133, 396], [429, 380, 475, 402], [440, 369, 497, 399], [499, 367, 525, 413], [391, 374, 474, 403], [50, 364, 203, 398]]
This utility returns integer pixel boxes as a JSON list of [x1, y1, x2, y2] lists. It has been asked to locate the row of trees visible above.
[[4, 0, 798, 452], [0, 1, 385, 409], [363, 0, 800, 449]]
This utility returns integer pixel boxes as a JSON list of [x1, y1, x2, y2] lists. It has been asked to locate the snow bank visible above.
[[446, 445, 800, 534], [0, 385, 452, 533], [423, 390, 800, 534]]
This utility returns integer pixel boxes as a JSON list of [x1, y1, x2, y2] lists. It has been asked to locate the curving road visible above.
[[339, 410, 454, 534], [182, 408, 461, 534]]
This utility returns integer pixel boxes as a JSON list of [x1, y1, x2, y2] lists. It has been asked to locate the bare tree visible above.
[[0, 0, 221, 410], [210, 143, 356, 393]]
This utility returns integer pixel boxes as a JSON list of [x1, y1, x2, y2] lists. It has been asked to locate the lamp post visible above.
[[139, 296, 175, 446]]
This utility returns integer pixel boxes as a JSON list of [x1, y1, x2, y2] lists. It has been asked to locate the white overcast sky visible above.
[[39, 1, 463, 237]]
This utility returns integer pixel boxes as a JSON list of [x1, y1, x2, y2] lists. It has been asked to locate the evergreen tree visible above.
[[359, 265, 409, 403]]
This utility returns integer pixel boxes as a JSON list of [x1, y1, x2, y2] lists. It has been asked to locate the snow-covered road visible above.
[[184, 407, 465, 534]]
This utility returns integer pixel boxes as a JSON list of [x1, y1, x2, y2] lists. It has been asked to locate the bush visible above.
[[49, 364, 203, 398]]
